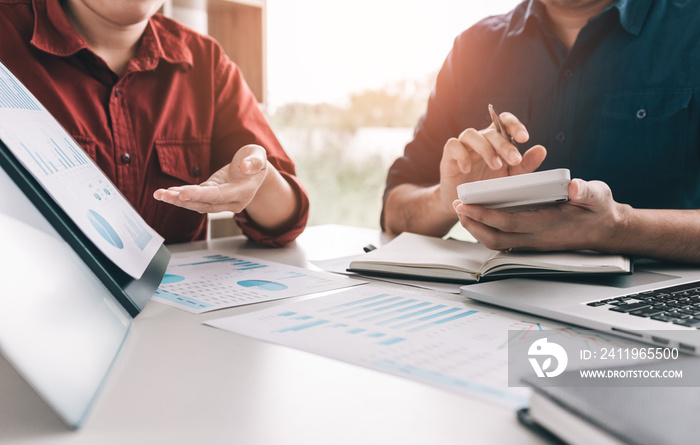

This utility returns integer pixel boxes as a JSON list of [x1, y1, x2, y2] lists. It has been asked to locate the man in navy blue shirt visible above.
[[382, 0, 700, 262]]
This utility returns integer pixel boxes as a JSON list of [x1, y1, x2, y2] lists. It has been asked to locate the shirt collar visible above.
[[506, 0, 654, 38], [614, 0, 653, 36], [31, 0, 88, 56], [146, 16, 194, 70], [30, 0, 193, 70]]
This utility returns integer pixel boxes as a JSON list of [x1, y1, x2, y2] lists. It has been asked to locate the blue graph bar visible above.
[[21, 143, 48, 175], [360, 301, 431, 323], [368, 332, 385, 338], [330, 296, 401, 317], [278, 272, 307, 280], [55, 154, 68, 169], [51, 138, 75, 169], [276, 319, 329, 333], [347, 328, 366, 334], [319, 294, 390, 313], [407, 310, 478, 333], [379, 337, 405, 346], [123, 212, 153, 251], [0, 65, 41, 111], [335, 297, 404, 318], [391, 307, 461, 330], [65, 138, 87, 165], [37, 153, 53, 174], [294, 315, 313, 320], [239, 265, 266, 271], [175, 255, 265, 269], [153, 288, 213, 310], [345, 298, 417, 319], [278, 312, 296, 317], [375, 304, 447, 327], [176, 257, 239, 266]]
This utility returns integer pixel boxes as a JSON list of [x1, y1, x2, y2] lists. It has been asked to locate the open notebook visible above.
[[348, 232, 631, 283]]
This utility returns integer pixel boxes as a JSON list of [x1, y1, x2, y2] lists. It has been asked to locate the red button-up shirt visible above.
[[0, 0, 309, 246]]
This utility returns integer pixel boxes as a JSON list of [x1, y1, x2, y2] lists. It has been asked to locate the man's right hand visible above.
[[437, 111, 547, 215]]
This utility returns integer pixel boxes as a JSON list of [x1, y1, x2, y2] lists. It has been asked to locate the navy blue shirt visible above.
[[384, 0, 700, 219]]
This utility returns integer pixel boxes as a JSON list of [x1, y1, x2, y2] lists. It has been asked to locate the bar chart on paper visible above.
[[207, 284, 559, 407], [208, 284, 647, 406], [153, 249, 366, 313], [0, 61, 164, 278], [0, 64, 40, 111]]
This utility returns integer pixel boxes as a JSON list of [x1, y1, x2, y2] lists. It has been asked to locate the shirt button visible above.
[[114, 87, 121, 97], [636, 109, 647, 119], [564, 69, 574, 78], [121, 153, 131, 164], [192, 166, 201, 177], [556, 131, 566, 142]]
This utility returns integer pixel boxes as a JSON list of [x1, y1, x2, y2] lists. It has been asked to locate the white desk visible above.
[[0, 225, 545, 445]]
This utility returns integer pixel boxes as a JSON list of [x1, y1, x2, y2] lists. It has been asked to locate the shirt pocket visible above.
[[597, 89, 692, 192], [154, 139, 211, 185]]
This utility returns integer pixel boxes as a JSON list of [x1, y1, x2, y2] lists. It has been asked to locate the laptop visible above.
[[460, 261, 700, 354]]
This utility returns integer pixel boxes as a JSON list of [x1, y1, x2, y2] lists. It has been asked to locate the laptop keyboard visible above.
[[586, 281, 700, 329]]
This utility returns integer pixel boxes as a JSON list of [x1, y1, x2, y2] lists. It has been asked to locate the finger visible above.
[[509, 145, 547, 175], [499, 112, 530, 143], [160, 198, 248, 214], [153, 188, 185, 202], [175, 180, 256, 204], [153, 189, 166, 200], [455, 208, 524, 251], [458, 127, 503, 170], [443, 137, 473, 174], [454, 202, 547, 235], [483, 128, 522, 166], [153, 186, 183, 199]]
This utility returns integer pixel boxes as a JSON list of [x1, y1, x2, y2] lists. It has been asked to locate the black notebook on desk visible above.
[[0, 61, 169, 427], [520, 359, 700, 445]]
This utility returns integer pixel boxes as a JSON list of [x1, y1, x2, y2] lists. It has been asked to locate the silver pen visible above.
[[488, 103, 516, 146]]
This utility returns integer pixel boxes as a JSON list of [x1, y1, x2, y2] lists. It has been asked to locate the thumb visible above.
[[238, 144, 267, 175], [569, 179, 611, 210], [242, 155, 266, 174]]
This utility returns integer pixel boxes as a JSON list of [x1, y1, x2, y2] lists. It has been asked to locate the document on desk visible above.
[[0, 62, 163, 279], [153, 249, 366, 313], [207, 283, 639, 408]]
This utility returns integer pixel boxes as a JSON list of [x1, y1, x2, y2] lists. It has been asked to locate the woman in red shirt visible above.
[[0, 0, 309, 245]]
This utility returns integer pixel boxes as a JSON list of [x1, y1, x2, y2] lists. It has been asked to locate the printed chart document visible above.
[[349, 232, 631, 283], [153, 249, 366, 313], [207, 284, 639, 407], [0, 62, 162, 279]]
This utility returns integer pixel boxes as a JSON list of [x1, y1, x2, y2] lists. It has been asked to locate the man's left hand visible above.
[[452, 179, 630, 253]]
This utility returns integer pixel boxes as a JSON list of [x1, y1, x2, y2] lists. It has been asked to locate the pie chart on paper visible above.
[[237, 280, 288, 291], [161, 274, 186, 284], [87, 209, 124, 249]]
